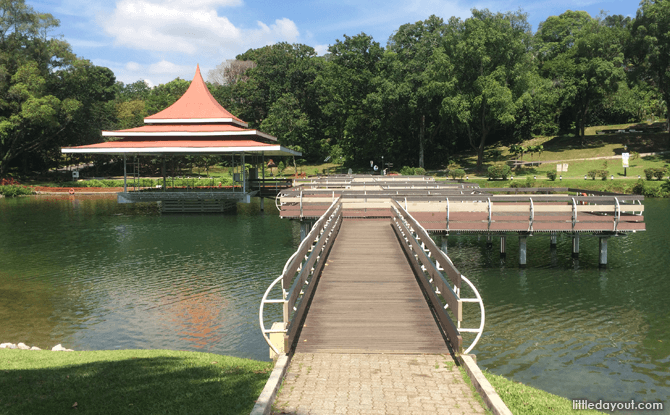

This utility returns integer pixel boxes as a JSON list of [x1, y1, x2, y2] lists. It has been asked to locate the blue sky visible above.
[[28, 0, 639, 87]]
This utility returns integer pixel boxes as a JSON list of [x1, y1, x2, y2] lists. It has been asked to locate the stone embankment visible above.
[[0, 342, 73, 351]]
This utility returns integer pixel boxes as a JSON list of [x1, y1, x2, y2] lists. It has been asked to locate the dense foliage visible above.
[[1, 0, 668, 176]]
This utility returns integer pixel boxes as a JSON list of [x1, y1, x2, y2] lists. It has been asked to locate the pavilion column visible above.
[[241, 153, 246, 193], [500, 235, 506, 257], [123, 154, 127, 193], [572, 234, 580, 257], [262, 152, 265, 180], [162, 156, 166, 191]]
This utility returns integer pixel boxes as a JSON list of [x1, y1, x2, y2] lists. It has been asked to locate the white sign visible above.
[[622, 153, 629, 168], [72, 170, 79, 179]]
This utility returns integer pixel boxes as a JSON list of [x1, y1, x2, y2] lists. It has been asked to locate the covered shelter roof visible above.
[[62, 65, 301, 157]]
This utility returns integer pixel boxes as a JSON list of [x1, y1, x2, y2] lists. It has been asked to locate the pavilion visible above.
[[61, 65, 300, 211]]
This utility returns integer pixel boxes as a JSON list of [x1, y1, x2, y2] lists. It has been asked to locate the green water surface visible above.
[[0, 195, 668, 410]]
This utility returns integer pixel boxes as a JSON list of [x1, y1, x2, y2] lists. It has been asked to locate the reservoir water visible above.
[[1, 195, 668, 409]]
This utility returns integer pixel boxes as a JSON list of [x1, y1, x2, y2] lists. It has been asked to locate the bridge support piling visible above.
[[599, 237, 608, 268], [519, 235, 527, 266], [440, 235, 448, 254], [260, 197, 265, 211], [500, 235, 506, 257], [550, 233, 557, 248], [300, 221, 311, 241], [572, 234, 580, 257]]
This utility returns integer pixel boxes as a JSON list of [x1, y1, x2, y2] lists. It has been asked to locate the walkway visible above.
[[273, 353, 485, 415], [272, 219, 484, 414]]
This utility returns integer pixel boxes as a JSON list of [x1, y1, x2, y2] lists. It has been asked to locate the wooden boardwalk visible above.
[[296, 219, 450, 354]]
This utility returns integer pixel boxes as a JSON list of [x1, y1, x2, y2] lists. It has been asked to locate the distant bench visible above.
[[596, 127, 663, 135]]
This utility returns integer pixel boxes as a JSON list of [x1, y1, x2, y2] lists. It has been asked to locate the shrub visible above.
[[587, 170, 598, 180], [0, 185, 33, 197], [450, 169, 466, 180], [599, 170, 609, 180], [524, 176, 536, 188], [546, 171, 557, 181], [414, 167, 426, 176], [487, 164, 511, 180], [654, 167, 667, 180], [644, 168, 655, 180], [400, 166, 415, 175]]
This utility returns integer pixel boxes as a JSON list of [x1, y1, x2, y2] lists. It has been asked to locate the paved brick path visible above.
[[273, 353, 486, 415]]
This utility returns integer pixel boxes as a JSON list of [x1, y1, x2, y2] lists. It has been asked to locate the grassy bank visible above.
[[0, 349, 271, 415], [482, 371, 601, 414]]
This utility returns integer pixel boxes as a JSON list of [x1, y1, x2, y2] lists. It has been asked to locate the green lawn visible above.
[[0, 349, 271, 415], [483, 371, 602, 415]]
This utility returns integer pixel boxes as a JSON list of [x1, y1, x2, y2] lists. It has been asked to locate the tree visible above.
[[0, 0, 75, 175], [321, 33, 385, 166], [432, 9, 535, 170], [229, 43, 326, 161], [630, 0, 670, 131], [207, 60, 256, 86], [537, 11, 625, 138], [385, 15, 449, 168]]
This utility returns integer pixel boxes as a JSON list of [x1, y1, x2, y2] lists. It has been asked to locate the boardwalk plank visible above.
[[296, 219, 449, 354]]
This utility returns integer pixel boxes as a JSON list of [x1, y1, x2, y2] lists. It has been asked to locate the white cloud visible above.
[[313, 44, 330, 55], [101, 0, 299, 57]]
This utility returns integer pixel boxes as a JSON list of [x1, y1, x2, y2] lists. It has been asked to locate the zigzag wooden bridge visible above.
[[255, 175, 646, 414]]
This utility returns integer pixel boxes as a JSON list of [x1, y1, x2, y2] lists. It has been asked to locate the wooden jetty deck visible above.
[[296, 219, 449, 354]]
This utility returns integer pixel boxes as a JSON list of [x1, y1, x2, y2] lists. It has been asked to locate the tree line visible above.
[[2, 0, 669, 176]]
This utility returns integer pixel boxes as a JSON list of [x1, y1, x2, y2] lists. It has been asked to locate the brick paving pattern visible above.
[[273, 353, 486, 415]]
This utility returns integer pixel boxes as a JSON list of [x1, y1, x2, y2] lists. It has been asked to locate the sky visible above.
[[27, 0, 640, 87]]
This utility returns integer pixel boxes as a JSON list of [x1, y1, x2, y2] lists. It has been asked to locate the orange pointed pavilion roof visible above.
[[145, 65, 247, 127], [61, 65, 302, 157]]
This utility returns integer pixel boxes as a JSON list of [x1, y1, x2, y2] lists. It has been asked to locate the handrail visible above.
[[259, 198, 342, 355], [390, 199, 485, 354]]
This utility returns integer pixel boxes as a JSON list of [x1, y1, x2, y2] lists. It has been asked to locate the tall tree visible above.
[[536, 11, 625, 138], [385, 15, 448, 168], [0, 0, 72, 175], [630, 0, 670, 130], [322, 33, 385, 166], [431, 9, 535, 169]]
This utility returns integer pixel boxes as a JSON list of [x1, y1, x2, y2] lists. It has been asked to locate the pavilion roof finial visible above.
[[144, 65, 247, 127]]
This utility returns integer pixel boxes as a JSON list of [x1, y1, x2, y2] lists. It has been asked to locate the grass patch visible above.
[[482, 371, 601, 414], [0, 349, 272, 415], [455, 365, 492, 415]]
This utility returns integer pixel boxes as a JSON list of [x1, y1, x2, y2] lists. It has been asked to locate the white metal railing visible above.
[[259, 198, 342, 355], [391, 200, 485, 354]]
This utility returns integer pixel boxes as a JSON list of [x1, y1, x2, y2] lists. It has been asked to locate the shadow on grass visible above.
[[0, 353, 270, 415]]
